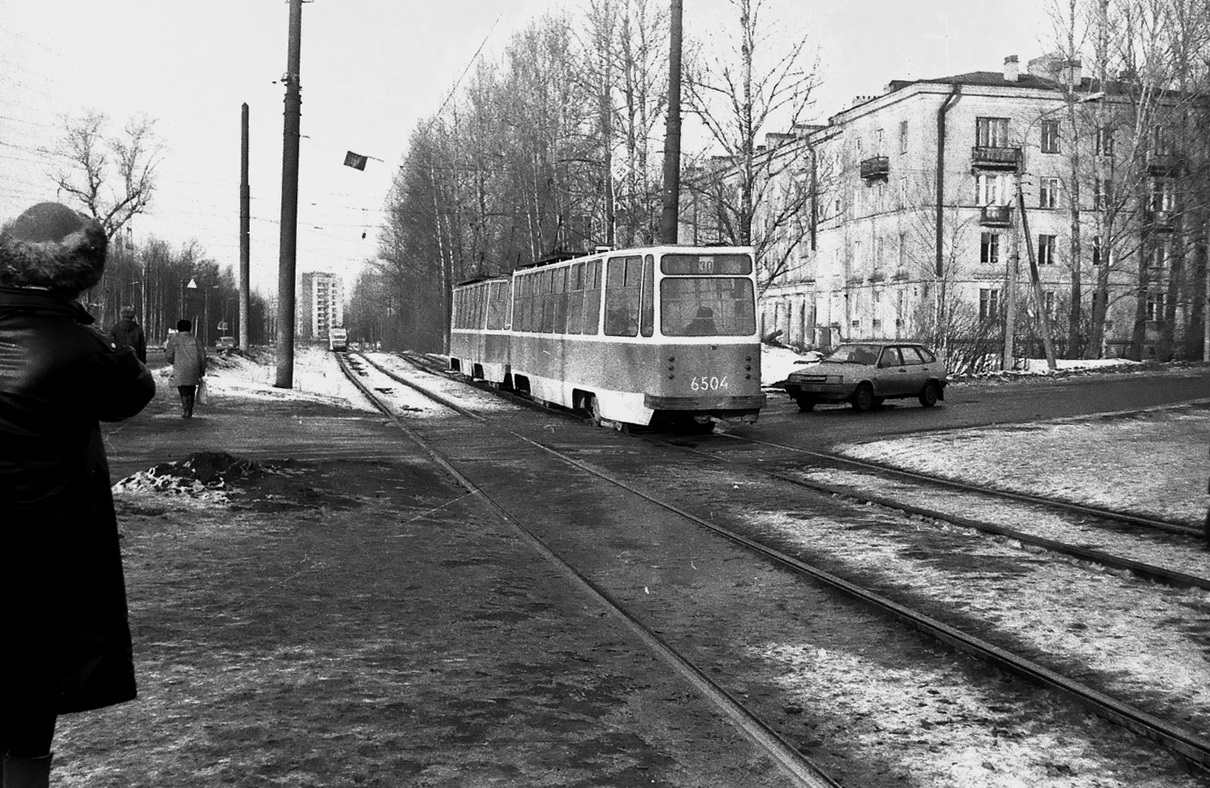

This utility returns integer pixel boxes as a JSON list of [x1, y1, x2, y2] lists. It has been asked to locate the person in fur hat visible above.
[[0, 202, 155, 787], [109, 305, 147, 363]]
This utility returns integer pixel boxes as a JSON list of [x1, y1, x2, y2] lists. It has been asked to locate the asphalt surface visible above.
[[81, 358, 1210, 787], [85, 365, 809, 787]]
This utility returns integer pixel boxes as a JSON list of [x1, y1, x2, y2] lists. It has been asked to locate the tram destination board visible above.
[[662, 253, 753, 275]]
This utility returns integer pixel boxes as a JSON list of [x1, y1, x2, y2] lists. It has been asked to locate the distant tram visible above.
[[328, 326, 348, 352], [449, 245, 765, 430]]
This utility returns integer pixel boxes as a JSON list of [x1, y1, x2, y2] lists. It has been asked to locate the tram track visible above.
[[336, 351, 841, 788], [399, 350, 1208, 589], [342, 351, 1210, 778]]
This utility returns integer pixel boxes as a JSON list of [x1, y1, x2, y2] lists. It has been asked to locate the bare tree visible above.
[[683, 0, 820, 284], [54, 111, 164, 239], [613, 0, 669, 246]]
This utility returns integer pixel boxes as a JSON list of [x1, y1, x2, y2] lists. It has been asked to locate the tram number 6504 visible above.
[[690, 375, 729, 392]]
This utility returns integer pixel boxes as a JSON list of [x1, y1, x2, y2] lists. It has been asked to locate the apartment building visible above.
[[298, 271, 345, 341], [696, 54, 1204, 363]]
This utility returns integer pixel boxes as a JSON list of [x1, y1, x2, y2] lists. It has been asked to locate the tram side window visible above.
[[582, 259, 603, 335], [566, 262, 585, 334], [553, 266, 569, 334], [514, 275, 531, 332], [526, 274, 540, 332], [640, 255, 654, 337], [486, 281, 508, 330], [604, 255, 642, 336]]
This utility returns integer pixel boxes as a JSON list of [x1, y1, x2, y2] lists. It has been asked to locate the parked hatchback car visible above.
[[783, 342, 947, 412], [215, 336, 236, 351]]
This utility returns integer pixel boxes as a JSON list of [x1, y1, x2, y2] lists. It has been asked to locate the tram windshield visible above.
[[661, 277, 756, 337]]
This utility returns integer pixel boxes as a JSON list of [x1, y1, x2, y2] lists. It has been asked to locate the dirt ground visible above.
[[56, 379, 801, 788]]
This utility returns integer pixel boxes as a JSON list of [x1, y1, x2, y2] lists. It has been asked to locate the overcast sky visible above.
[[0, 1, 1055, 294]]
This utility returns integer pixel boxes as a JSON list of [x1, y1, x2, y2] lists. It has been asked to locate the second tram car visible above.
[[449, 245, 765, 429]]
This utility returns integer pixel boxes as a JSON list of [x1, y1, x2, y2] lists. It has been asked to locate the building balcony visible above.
[[980, 205, 1013, 227], [1147, 153, 1182, 176], [971, 146, 1021, 170], [859, 156, 889, 181], [1143, 209, 1176, 232]]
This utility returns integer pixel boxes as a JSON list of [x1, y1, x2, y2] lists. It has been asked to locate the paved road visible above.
[[753, 366, 1210, 448]]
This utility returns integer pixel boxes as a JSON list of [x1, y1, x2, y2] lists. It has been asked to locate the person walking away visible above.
[[0, 202, 155, 788], [108, 305, 147, 363], [165, 318, 207, 418]]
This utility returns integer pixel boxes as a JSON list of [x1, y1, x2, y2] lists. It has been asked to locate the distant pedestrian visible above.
[[165, 318, 207, 418], [108, 305, 147, 363], [0, 202, 155, 788]]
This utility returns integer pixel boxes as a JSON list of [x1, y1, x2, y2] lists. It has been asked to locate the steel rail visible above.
[[716, 431, 1201, 537], [644, 438, 1210, 591], [335, 352, 842, 788], [374, 351, 1210, 772]]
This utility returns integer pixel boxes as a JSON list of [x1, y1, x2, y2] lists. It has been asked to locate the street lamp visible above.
[[1006, 90, 1105, 372]]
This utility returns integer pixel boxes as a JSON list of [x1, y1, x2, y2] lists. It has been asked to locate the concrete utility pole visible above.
[[240, 102, 251, 354], [659, 0, 683, 245], [275, 0, 302, 388], [1017, 185, 1058, 369]]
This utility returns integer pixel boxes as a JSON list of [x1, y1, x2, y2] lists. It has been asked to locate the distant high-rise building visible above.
[[298, 271, 345, 341]]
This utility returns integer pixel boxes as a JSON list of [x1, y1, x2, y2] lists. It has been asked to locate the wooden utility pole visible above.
[[275, 0, 302, 388], [239, 102, 251, 353], [658, 0, 683, 244]]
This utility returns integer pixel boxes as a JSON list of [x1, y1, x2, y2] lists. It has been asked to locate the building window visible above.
[[980, 232, 1001, 264], [1039, 177, 1060, 209], [1038, 234, 1056, 265], [1093, 178, 1113, 211], [1151, 178, 1175, 212], [1092, 236, 1107, 266], [1095, 126, 1115, 156], [979, 288, 1001, 320], [1153, 125, 1173, 155], [975, 172, 1009, 205], [1146, 239, 1168, 269], [1040, 120, 1061, 154], [1044, 290, 1055, 314], [976, 117, 1010, 147], [897, 232, 907, 269], [899, 120, 908, 154], [1146, 292, 1165, 322]]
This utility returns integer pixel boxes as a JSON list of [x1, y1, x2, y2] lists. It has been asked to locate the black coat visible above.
[[109, 316, 148, 363], [0, 287, 155, 716]]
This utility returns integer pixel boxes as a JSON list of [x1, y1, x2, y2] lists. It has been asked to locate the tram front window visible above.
[[661, 278, 755, 337]]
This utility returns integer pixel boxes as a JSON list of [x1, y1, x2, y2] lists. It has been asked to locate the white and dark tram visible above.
[[448, 245, 765, 430]]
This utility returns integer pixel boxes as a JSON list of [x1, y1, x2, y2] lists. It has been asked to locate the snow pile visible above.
[[114, 451, 294, 503], [762, 344, 821, 387], [177, 345, 376, 412]]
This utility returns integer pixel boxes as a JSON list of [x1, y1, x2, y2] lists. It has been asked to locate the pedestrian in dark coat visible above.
[[109, 305, 147, 363], [165, 318, 207, 418], [0, 202, 155, 787]]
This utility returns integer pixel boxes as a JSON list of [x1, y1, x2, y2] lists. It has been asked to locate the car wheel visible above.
[[919, 381, 940, 408], [794, 396, 816, 412], [852, 383, 875, 412]]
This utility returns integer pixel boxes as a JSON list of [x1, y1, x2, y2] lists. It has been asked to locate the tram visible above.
[[449, 245, 765, 429]]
